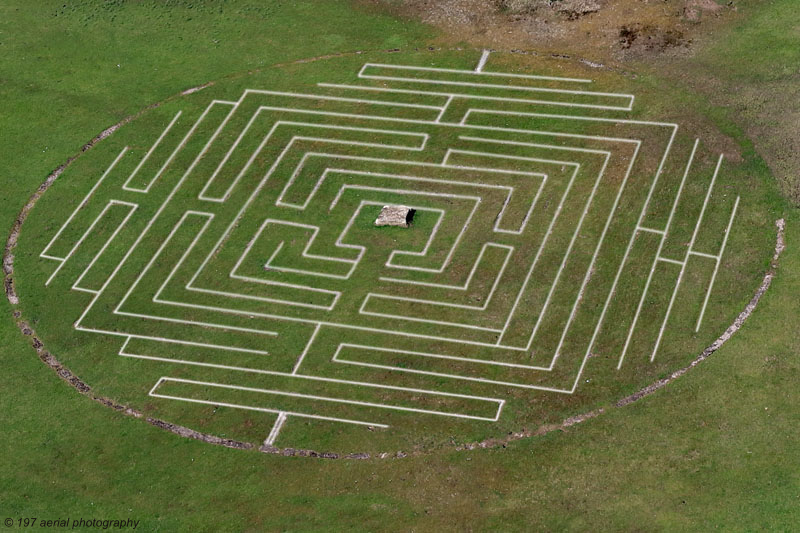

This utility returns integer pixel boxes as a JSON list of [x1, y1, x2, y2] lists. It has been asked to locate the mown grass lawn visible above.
[[1, 1, 797, 530]]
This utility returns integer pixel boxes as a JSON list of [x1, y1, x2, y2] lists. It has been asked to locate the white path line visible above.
[[264, 412, 288, 446], [359, 62, 592, 83], [637, 226, 666, 235], [695, 195, 740, 332], [41, 147, 128, 261], [121, 332, 271, 356], [45, 200, 135, 286], [72, 201, 139, 291], [122, 111, 182, 193], [464, 108, 673, 128], [435, 95, 454, 123], [569, 122, 678, 389], [475, 50, 491, 73], [320, 83, 632, 112], [618, 139, 698, 368], [657, 257, 685, 267], [245, 88, 443, 110], [688, 250, 719, 260], [292, 324, 320, 375], [650, 153, 724, 361], [150, 377, 389, 429]]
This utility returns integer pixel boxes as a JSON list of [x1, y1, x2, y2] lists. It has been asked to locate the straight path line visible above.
[[122, 111, 182, 193], [618, 138, 698, 368], [41, 147, 128, 261], [150, 376, 504, 422], [72, 201, 139, 291], [45, 200, 137, 286], [318, 83, 631, 111], [657, 257, 685, 267], [689, 250, 719, 260], [695, 195, 740, 332], [475, 50, 491, 73], [650, 153, 724, 361], [573, 122, 678, 388], [264, 412, 288, 446], [360, 62, 592, 83], [637, 226, 666, 235]]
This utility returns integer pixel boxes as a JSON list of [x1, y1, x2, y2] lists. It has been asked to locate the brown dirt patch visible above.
[[372, 0, 734, 64], [618, 23, 689, 54], [684, 0, 724, 23]]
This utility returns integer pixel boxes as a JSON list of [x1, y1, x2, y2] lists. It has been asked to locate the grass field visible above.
[[1, 0, 798, 530]]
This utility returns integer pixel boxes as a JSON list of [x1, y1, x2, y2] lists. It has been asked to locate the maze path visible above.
[[40, 55, 741, 446]]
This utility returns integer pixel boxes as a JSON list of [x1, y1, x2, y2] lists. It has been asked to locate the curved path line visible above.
[[2, 49, 785, 460]]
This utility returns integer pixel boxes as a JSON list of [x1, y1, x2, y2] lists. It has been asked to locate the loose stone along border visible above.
[[4, 50, 783, 459]]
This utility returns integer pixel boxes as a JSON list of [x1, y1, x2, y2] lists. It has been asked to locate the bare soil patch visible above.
[[372, 0, 734, 63], [618, 23, 689, 52]]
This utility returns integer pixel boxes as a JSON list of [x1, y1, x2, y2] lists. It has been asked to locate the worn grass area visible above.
[[691, 0, 800, 205], [1, 0, 798, 529]]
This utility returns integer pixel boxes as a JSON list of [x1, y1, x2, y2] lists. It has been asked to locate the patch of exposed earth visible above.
[[372, 0, 734, 63]]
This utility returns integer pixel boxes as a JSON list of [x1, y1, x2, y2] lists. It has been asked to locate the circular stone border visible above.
[[3, 48, 786, 460]]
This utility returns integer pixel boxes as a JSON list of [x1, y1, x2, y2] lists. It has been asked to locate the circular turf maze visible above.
[[15, 50, 777, 453]]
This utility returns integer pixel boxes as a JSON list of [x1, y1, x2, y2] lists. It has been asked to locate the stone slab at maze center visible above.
[[375, 205, 414, 227]]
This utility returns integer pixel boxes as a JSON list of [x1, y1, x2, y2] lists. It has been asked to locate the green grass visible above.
[[1, 0, 798, 530], [695, 0, 800, 84]]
